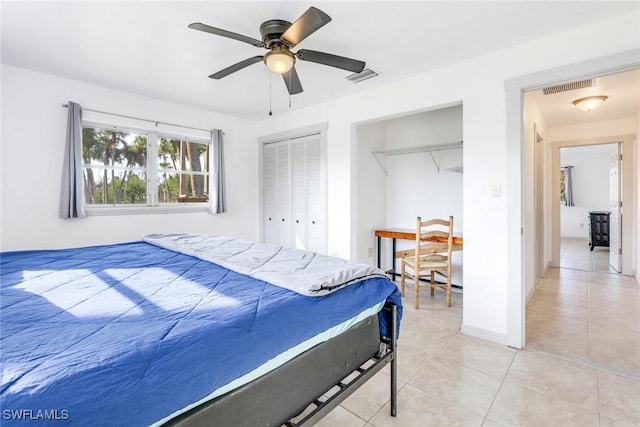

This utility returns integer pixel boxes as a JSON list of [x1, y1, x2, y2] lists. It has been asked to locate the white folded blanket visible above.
[[142, 233, 388, 296]]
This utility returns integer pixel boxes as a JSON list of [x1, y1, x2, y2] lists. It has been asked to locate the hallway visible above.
[[526, 266, 640, 379]]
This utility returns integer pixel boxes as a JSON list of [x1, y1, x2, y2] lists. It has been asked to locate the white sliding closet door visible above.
[[263, 133, 326, 254], [291, 138, 307, 249], [263, 141, 291, 247], [304, 135, 325, 254], [263, 143, 277, 245]]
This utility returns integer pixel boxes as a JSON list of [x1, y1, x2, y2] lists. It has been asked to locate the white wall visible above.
[[560, 145, 617, 238], [383, 106, 463, 231], [255, 11, 639, 345], [0, 65, 258, 251], [355, 121, 387, 265], [549, 118, 638, 141]]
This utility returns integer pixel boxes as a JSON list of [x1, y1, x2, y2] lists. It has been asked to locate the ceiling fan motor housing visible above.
[[260, 20, 292, 47]]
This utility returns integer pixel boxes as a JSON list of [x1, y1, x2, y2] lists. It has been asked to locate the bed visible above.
[[1, 234, 402, 426]]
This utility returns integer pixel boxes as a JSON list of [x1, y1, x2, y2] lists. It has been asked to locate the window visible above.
[[82, 125, 210, 210], [157, 138, 209, 203]]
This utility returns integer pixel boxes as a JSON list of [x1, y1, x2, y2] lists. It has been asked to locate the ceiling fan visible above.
[[188, 7, 366, 95]]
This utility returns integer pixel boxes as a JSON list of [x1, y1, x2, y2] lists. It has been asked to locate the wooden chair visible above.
[[396, 216, 454, 309]]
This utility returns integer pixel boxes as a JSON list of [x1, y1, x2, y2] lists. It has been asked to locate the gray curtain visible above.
[[59, 101, 86, 218], [565, 165, 574, 207], [211, 129, 227, 213]]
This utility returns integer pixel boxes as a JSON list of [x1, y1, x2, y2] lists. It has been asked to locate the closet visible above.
[[263, 133, 326, 254]]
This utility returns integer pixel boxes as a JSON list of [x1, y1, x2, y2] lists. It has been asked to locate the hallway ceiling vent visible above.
[[346, 68, 379, 83], [542, 79, 593, 95]]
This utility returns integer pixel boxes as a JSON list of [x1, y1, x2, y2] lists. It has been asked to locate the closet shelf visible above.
[[444, 166, 463, 174], [371, 140, 463, 156], [372, 140, 463, 175]]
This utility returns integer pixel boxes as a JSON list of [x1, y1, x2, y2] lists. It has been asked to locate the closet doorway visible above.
[[354, 104, 464, 288], [259, 124, 328, 254]]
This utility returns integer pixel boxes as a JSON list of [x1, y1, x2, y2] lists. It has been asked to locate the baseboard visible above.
[[542, 261, 550, 277], [461, 324, 508, 346], [525, 280, 538, 305]]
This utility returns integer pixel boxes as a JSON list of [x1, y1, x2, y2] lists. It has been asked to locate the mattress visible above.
[[1, 240, 402, 426]]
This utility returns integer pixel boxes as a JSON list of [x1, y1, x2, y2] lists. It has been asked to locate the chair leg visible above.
[[446, 278, 451, 307], [430, 271, 435, 296], [414, 270, 420, 309], [399, 263, 405, 297]]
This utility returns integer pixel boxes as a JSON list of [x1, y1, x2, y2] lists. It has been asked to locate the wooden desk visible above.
[[374, 228, 463, 279]]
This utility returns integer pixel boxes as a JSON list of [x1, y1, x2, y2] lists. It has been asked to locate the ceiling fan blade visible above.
[[209, 56, 264, 79], [281, 7, 331, 46], [296, 49, 365, 73], [282, 67, 303, 95], [188, 23, 264, 48]]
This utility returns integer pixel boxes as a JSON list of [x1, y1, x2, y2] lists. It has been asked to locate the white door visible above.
[[290, 139, 307, 249], [289, 134, 325, 253], [304, 135, 326, 254], [609, 147, 621, 272], [262, 134, 326, 253], [263, 144, 277, 244], [275, 142, 292, 247]]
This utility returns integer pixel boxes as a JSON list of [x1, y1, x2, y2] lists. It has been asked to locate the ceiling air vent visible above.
[[346, 68, 379, 83], [542, 79, 593, 95]]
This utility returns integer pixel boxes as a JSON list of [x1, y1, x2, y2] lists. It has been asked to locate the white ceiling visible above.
[[528, 69, 640, 127], [1, 1, 638, 121]]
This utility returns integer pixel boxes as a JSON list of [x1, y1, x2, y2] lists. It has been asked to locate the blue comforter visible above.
[[1, 242, 401, 426]]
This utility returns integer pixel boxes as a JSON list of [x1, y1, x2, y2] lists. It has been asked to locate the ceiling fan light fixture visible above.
[[265, 49, 295, 74], [572, 95, 608, 112]]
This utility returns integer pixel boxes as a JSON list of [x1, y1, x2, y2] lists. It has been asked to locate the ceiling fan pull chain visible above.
[[269, 69, 273, 116]]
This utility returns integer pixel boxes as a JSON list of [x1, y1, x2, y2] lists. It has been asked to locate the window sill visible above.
[[86, 204, 210, 216]]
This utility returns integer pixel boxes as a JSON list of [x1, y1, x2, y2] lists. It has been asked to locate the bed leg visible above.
[[390, 304, 397, 417]]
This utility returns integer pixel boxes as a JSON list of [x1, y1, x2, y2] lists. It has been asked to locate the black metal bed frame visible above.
[[166, 303, 398, 427]]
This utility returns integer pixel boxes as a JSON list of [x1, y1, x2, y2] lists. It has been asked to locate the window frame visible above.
[[82, 120, 213, 216]]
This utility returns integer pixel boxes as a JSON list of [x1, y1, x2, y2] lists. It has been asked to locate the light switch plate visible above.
[[491, 182, 502, 197]]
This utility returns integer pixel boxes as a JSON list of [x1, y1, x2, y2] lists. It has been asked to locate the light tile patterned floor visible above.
[[314, 259, 640, 426], [559, 237, 618, 273]]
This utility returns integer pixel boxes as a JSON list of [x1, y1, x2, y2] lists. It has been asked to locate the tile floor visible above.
[[559, 237, 618, 273], [526, 267, 640, 380], [312, 266, 640, 426]]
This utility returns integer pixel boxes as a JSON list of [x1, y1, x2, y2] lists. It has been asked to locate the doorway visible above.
[[558, 143, 620, 273], [530, 134, 637, 377], [549, 135, 634, 275], [505, 49, 639, 350], [516, 66, 639, 377]]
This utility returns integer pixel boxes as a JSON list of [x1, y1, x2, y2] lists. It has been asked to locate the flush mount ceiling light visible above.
[[572, 95, 608, 112], [264, 48, 295, 74]]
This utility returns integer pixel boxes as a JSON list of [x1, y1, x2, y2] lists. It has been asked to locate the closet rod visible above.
[[372, 140, 463, 156], [371, 140, 462, 176], [61, 103, 215, 134]]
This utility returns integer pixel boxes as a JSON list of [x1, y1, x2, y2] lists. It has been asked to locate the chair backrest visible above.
[[414, 216, 454, 258]]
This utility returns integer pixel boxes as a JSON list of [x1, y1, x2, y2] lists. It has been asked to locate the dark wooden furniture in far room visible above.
[[588, 211, 610, 251]]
